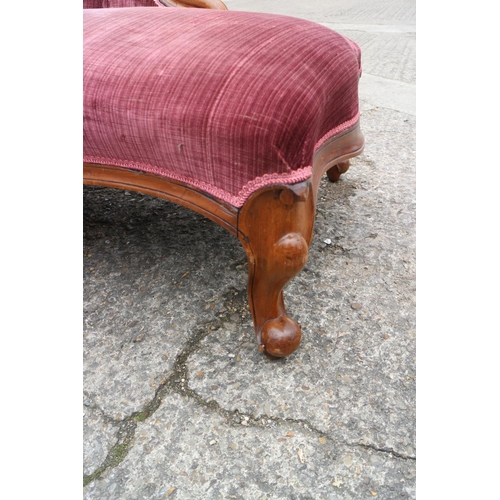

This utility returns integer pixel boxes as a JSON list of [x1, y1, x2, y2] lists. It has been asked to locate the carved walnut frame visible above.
[[84, 122, 364, 357], [158, 0, 228, 9]]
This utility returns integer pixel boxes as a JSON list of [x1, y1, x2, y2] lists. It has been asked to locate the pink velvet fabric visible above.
[[83, 0, 161, 8], [83, 8, 361, 208]]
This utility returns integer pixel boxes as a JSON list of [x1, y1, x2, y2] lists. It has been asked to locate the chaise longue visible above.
[[83, 0, 364, 357]]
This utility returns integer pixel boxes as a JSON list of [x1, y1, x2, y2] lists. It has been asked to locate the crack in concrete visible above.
[[83, 299, 230, 487], [83, 418, 138, 487], [84, 290, 415, 488], [172, 382, 418, 467], [177, 383, 331, 437], [176, 386, 416, 463], [355, 442, 416, 461], [83, 392, 126, 427], [168, 361, 417, 464], [83, 294, 243, 486]]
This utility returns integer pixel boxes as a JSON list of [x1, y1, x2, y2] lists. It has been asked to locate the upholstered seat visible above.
[[84, 2, 364, 357]]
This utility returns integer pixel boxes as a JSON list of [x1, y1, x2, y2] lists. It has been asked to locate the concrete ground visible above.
[[83, 0, 416, 498]]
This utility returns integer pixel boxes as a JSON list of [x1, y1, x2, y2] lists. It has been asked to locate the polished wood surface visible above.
[[83, 163, 238, 236], [84, 122, 364, 357], [237, 181, 314, 357], [311, 122, 365, 195], [160, 0, 227, 9]]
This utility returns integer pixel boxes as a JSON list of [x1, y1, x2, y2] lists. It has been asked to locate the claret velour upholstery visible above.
[[83, 0, 228, 9], [83, 1, 364, 357]]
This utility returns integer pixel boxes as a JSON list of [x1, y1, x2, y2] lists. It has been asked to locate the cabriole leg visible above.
[[238, 181, 316, 357]]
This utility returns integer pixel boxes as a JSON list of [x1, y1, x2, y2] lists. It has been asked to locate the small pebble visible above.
[[324, 238, 332, 245]]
